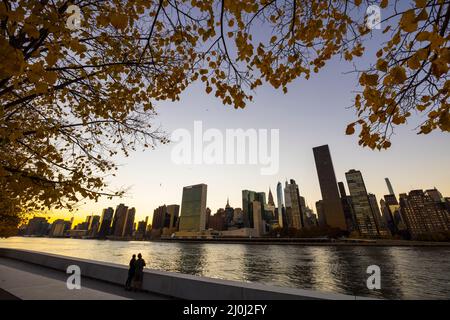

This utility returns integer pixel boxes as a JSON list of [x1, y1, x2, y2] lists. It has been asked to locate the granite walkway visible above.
[[0, 257, 171, 300]]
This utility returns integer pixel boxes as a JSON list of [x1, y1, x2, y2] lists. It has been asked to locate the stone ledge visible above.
[[0, 248, 371, 300]]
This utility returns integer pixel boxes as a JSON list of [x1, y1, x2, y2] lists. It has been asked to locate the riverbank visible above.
[[16, 235, 450, 246], [155, 237, 450, 247]]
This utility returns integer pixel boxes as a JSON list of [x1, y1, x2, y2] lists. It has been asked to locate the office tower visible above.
[[315, 200, 326, 227], [265, 188, 276, 225], [86, 215, 100, 237], [112, 203, 128, 237], [284, 179, 304, 229], [276, 182, 284, 228], [385, 178, 395, 195], [345, 170, 378, 237], [233, 208, 244, 226], [98, 207, 114, 238], [205, 207, 211, 229], [242, 190, 267, 229], [242, 190, 257, 228], [426, 188, 443, 202], [135, 220, 147, 239], [65, 218, 73, 233], [152, 205, 168, 230], [123, 207, 136, 237], [49, 219, 66, 237], [252, 201, 264, 236], [167, 205, 180, 229], [368, 193, 389, 236], [268, 188, 275, 206], [179, 184, 207, 232], [208, 213, 226, 231], [224, 198, 234, 227], [25, 217, 49, 236], [380, 199, 394, 235], [313, 145, 347, 230], [338, 181, 358, 232], [400, 189, 450, 238], [304, 207, 318, 226]]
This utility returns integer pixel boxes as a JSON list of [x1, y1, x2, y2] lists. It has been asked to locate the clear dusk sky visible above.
[[48, 7, 450, 224]]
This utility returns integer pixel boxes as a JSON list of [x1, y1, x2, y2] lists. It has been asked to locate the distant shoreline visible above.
[[10, 236, 450, 247], [154, 238, 450, 247]]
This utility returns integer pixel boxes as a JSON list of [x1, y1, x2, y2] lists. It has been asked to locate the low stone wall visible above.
[[0, 248, 368, 300]]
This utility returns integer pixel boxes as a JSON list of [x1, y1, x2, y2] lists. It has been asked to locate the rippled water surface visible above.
[[1, 237, 449, 299]]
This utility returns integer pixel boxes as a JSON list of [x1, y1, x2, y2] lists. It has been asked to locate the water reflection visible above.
[[1, 237, 449, 299], [173, 243, 206, 276]]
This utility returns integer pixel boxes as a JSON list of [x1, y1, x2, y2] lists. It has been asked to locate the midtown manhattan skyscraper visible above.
[[276, 182, 284, 228], [313, 145, 347, 230], [385, 178, 395, 195], [346, 169, 378, 237], [178, 184, 207, 232]]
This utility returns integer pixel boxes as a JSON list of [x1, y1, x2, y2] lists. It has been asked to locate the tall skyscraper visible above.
[[167, 204, 180, 229], [242, 190, 257, 228], [252, 201, 264, 236], [179, 184, 207, 232], [98, 207, 114, 238], [313, 145, 347, 230], [123, 207, 136, 237], [152, 205, 178, 237], [276, 182, 284, 228], [385, 178, 395, 195], [315, 200, 326, 227], [224, 199, 234, 227], [284, 179, 304, 229], [345, 169, 378, 237], [268, 188, 275, 206], [399, 189, 450, 238], [368, 193, 389, 236], [87, 215, 100, 237], [338, 181, 357, 232], [112, 203, 128, 237]]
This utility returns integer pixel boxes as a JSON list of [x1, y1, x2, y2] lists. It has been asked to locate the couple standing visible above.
[[125, 253, 146, 291]]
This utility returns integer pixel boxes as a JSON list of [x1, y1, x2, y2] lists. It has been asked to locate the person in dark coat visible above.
[[125, 254, 136, 290], [132, 253, 146, 291]]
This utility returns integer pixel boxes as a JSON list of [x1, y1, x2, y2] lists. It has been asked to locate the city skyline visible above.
[[35, 140, 449, 225]]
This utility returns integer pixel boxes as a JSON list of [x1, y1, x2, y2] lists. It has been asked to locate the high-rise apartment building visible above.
[[112, 203, 128, 237], [123, 207, 135, 237], [345, 169, 378, 237], [399, 189, 450, 238], [98, 207, 114, 238]]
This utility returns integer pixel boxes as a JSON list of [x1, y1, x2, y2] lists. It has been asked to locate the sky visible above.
[[47, 4, 450, 224]]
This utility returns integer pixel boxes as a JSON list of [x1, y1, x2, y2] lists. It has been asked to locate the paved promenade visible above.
[[0, 257, 170, 300]]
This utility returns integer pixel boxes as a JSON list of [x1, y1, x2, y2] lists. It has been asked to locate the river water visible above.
[[1, 237, 449, 299]]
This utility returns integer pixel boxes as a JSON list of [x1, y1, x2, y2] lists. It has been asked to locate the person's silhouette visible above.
[[133, 253, 146, 291], [125, 254, 136, 290]]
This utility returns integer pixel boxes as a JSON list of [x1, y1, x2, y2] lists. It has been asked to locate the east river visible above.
[[1, 237, 449, 299]]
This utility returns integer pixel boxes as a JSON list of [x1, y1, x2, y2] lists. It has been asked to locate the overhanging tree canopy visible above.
[[0, 0, 448, 228]]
